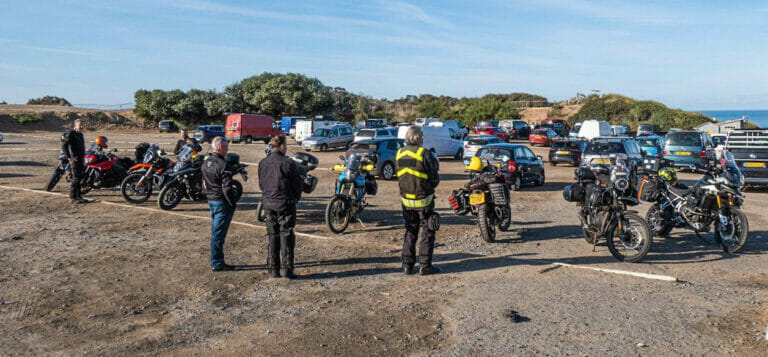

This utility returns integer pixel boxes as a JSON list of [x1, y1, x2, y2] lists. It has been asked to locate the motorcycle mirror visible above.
[[339, 155, 345, 161]]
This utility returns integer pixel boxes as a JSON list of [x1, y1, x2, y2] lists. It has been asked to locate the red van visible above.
[[225, 114, 283, 144]]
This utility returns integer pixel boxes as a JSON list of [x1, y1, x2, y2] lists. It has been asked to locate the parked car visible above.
[[529, 128, 560, 146], [569, 122, 583, 137], [539, 119, 570, 137], [635, 136, 664, 157], [398, 125, 463, 159], [499, 120, 531, 140], [636, 123, 658, 137], [364, 118, 387, 128], [473, 144, 545, 190], [225, 114, 282, 144], [158, 120, 178, 133], [578, 120, 612, 140], [194, 125, 225, 143], [462, 135, 504, 159], [724, 129, 768, 186], [580, 137, 643, 171], [611, 125, 630, 136], [301, 124, 354, 151], [712, 134, 727, 159], [475, 126, 510, 141], [548, 139, 588, 166], [354, 128, 396, 142], [662, 130, 713, 168], [295, 116, 338, 143], [429, 120, 468, 138], [345, 138, 404, 180]]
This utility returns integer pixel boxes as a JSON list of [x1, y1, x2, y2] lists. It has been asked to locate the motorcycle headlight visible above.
[[615, 178, 630, 191], [84, 157, 93, 164]]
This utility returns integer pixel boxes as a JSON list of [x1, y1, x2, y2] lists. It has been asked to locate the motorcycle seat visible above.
[[668, 183, 691, 196]]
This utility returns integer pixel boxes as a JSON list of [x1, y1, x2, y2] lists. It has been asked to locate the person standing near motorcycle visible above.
[[202, 137, 238, 272], [397, 126, 441, 275], [61, 119, 86, 203], [258, 135, 302, 279], [174, 128, 191, 156]]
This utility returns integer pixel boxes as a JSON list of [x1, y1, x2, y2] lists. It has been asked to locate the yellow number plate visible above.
[[744, 162, 765, 168], [593, 158, 610, 163], [557, 150, 570, 155], [469, 193, 486, 205], [676, 151, 691, 155]]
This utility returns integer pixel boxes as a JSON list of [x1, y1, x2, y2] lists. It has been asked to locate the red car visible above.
[[529, 128, 560, 146], [475, 126, 510, 142]]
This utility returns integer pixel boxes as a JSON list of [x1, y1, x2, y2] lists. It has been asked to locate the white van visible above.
[[295, 119, 339, 143], [398, 125, 463, 158], [578, 120, 612, 140], [415, 117, 442, 126], [429, 120, 468, 138]]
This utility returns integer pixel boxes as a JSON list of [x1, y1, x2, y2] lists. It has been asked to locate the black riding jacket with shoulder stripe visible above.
[[396, 144, 440, 201]]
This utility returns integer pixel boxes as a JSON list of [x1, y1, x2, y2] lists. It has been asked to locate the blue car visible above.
[[662, 131, 713, 168], [194, 125, 225, 143], [635, 136, 664, 157]]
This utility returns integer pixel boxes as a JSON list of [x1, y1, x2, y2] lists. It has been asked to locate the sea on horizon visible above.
[[697, 109, 768, 128]]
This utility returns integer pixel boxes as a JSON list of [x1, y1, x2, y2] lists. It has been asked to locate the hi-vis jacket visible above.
[[396, 145, 440, 208]]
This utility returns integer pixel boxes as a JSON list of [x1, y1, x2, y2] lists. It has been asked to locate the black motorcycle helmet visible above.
[[302, 175, 318, 194]]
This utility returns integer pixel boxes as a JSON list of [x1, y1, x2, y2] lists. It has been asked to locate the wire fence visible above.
[[72, 103, 135, 111]]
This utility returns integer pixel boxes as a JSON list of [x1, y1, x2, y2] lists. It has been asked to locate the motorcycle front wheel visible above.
[[45, 166, 65, 191], [158, 181, 184, 210], [325, 196, 351, 234], [477, 205, 496, 242], [715, 208, 749, 253], [120, 172, 153, 204], [606, 213, 652, 263]]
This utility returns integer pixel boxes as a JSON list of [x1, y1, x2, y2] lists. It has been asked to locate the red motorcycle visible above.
[[120, 144, 175, 203], [80, 144, 134, 194]]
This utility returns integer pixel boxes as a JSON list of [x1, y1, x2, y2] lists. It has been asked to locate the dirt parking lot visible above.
[[1, 130, 768, 355]]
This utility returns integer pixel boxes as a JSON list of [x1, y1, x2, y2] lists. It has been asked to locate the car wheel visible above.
[[454, 149, 463, 160], [320, 144, 328, 152], [245, 136, 252, 144], [510, 175, 522, 191], [381, 162, 395, 180], [536, 172, 545, 186], [550, 161, 557, 166]]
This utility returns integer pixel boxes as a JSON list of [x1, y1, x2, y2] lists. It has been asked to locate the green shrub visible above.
[[27, 96, 72, 106], [571, 94, 711, 131], [14, 114, 43, 125]]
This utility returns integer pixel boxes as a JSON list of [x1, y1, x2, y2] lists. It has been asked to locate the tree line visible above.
[[569, 94, 713, 131]]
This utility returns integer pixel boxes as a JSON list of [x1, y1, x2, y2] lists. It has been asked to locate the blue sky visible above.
[[1, 0, 766, 110]]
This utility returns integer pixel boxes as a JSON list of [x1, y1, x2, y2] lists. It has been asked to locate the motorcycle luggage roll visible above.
[[488, 183, 509, 205], [562, 184, 585, 202], [365, 179, 378, 195], [448, 189, 470, 215]]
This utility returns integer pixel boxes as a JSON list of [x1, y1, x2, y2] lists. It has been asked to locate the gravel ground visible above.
[[1, 130, 767, 355]]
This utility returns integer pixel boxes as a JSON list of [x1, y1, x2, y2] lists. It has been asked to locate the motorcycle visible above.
[[157, 145, 247, 210], [325, 153, 377, 234], [448, 160, 511, 242], [563, 154, 653, 262], [45, 150, 72, 191], [255, 146, 319, 222], [79, 144, 134, 194], [120, 144, 175, 204], [642, 151, 749, 253]]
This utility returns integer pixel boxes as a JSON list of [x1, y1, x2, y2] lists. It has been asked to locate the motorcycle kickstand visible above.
[[356, 216, 366, 228]]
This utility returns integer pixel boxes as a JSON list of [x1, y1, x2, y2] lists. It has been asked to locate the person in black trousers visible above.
[[61, 119, 86, 203], [258, 135, 302, 279]]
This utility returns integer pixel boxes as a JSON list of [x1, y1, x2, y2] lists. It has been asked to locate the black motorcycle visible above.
[[255, 147, 318, 222], [563, 155, 653, 262], [642, 152, 749, 253], [45, 150, 72, 192], [448, 162, 511, 242], [157, 146, 247, 211]]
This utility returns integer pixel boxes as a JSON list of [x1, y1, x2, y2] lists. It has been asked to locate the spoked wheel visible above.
[[646, 203, 673, 237], [158, 182, 184, 210], [715, 208, 749, 253], [120, 173, 153, 204], [497, 205, 511, 232], [606, 213, 652, 263], [325, 196, 351, 234], [256, 202, 267, 222], [45, 166, 65, 191], [477, 205, 496, 242]]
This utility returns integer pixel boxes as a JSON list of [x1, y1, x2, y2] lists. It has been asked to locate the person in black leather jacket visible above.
[[258, 135, 302, 279], [61, 119, 86, 203], [173, 128, 191, 156], [202, 137, 238, 271]]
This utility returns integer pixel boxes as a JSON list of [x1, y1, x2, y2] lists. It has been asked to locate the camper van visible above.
[[578, 120, 612, 140], [295, 118, 339, 143], [398, 125, 463, 159]]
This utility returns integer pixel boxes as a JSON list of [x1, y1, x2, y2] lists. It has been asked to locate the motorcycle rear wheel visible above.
[[646, 203, 674, 237], [325, 196, 351, 234], [45, 167, 65, 191], [716, 208, 749, 254], [158, 182, 184, 210], [606, 213, 652, 263], [477, 205, 496, 242], [120, 173, 153, 204]]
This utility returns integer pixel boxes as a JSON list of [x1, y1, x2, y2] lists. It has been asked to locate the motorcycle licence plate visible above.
[[743, 162, 765, 168], [469, 193, 485, 205]]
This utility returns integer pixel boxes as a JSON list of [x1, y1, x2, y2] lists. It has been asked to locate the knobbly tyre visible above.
[[120, 144, 175, 204], [641, 152, 749, 253], [255, 145, 318, 222], [324, 153, 378, 234], [45, 150, 72, 191], [563, 153, 653, 262], [448, 156, 511, 242]]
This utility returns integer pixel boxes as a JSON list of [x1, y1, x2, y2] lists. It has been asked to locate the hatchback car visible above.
[[302, 124, 355, 151], [462, 135, 504, 159], [474, 144, 545, 190], [354, 128, 396, 142], [194, 125, 225, 143], [662, 131, 712, 168], [345, 138, 404, 180], [475, 126, 510, 142], [635, 136, 664, 157], [158, 120, 178, 133], [529, 128, 560, 146], [549, 139, 588, 166], [580, 137, 643, 171]]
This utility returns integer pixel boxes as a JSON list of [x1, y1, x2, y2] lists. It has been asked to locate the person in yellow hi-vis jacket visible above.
[[397, 126, 441, 275]]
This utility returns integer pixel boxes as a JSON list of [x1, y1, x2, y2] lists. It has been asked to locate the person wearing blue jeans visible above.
[[202, 137, 238, 271]]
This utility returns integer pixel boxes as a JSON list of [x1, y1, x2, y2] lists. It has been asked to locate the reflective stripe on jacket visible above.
[[396, 145, 434, 201]]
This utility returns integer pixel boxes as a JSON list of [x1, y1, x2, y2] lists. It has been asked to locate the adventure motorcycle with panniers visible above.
[[448, 156, 511, 242], [563, 154, 653, 262], [120, 144, 176, 204], [324, 153, 378, 234], [640, 152, 749, 253], [255, 146, 319, 222]]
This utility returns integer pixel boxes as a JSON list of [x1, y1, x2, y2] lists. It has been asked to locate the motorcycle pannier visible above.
[[448, 189, 470, 215], [563, 184, 585, 202], [488, 183, 509, 206]]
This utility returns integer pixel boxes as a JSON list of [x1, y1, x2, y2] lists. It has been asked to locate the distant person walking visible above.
[[174, 128, 191, 155], [202, 137, 238, 271], [258, 135, 302, 279], [62, 119, 86, 203], [396, 125, 441, 275]]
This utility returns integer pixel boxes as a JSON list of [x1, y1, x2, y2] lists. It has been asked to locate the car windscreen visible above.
[[557, 141, 583, 150], [585, 141, 625, 155], [638, 124, 654, 131], [349, 143, 376, 152], [533, 129, 548, 134], [636, 138, 659, 147], [478, 148, 513, 162], [313, 128, 330, 137], [357, 130, 375, 138], [666, 132, 702, 146], [468, 138, 490, 145]]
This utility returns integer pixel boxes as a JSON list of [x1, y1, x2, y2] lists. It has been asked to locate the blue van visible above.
[[662, 131, 712, 168]]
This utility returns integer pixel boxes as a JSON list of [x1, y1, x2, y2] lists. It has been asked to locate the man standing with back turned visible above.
[[396, 125, 441, 275], [258, 135, 302, 279], [202, 137, 238, 271], [62, 119, 86, 203]]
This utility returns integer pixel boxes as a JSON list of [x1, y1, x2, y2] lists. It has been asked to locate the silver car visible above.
[[302, 125, 355, 151], [462, 135, 503, 159]]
